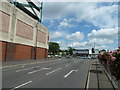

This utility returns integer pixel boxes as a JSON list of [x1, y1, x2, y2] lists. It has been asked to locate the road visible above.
[[2, 58, 90, 89]]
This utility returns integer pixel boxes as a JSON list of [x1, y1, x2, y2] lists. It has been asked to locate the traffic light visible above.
[[92, 48, 95, 53]]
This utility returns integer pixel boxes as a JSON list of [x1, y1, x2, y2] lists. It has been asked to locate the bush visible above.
[[98, 47, 120, 80]]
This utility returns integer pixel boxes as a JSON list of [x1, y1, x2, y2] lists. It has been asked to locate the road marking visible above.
[[46, 68, 61, 75], [21, 66, 24, 68], [65, 64, 70, 67], [1, 59, 61, 69], [86, 65, 91, 89], [11, 81, 32, 90], [16, 66, 40, 72], [16, 67, 34, 72], [2, 66, 22, 72], [64, 70, 78, 78], [28, 68, 51, 74], [2, 68, 13, 72]]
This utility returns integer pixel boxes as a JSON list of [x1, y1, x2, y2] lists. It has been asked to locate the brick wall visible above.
[[0, 41, 7, 61], [14, 44, 32, 60], [0, 41, 48, 61], [6, 43, 15, 61], [45, 49, 48, 58], [36, 47, 45, 59]]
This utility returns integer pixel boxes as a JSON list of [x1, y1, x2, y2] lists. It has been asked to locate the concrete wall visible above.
[[0, 2, 49, 61]]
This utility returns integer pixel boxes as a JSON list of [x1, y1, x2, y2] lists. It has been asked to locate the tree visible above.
[[48, 42, 60, 55], [99, 49, 106, 53], [68, 47, 74, 55]]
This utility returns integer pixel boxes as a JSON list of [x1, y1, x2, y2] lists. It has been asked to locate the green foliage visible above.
[[68, 47, 74, 55], [48, 42, 60, 55]]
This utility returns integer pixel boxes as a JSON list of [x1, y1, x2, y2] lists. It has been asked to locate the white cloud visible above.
[[58, 19, 71, 28], [69, 42, 87, 48], [58, 18, 76, 29], [68, 41, 109, 49], [88, 28, 118, 40], [87, 28, 118, 48], [39, 0, 119, 2], [88, 38, 114, 46], [43, 2, 118, 29], [67, 31, 84, 41], [67, 28, 118, 49], [50, 31, 63, 40], [50, 31, 85, 41], [95, 45, 109, 49]]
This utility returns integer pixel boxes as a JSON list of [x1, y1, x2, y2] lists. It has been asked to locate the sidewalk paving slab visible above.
[[88, 60, 114, 89]]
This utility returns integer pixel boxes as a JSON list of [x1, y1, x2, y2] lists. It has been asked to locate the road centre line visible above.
[[64, 70, 78, 78], [11, 81, 32, 90], [46, 68, 61, 75], [28, 68, 51, 74]]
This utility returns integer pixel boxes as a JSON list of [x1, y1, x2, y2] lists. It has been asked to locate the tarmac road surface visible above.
[[2, 58, 90, 89]]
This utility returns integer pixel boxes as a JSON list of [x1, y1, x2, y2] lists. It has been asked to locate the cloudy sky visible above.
[[41, 2, 119, 50]]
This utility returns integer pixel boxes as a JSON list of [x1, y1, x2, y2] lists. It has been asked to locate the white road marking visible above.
[[28, 68, 51, 74], [2, 68, 13, 72], [46, 68, 61, 75], [16, 66, 40, 72], [21, 66, 24, 68], [2, 59, 62, 69], [11, 81, 32, 90], [64, 70, 78, 78], [86, 65, 91, 89], [16, 67, 34, 72], [3, 66, 22, 72], [65, 64, 70, 67]]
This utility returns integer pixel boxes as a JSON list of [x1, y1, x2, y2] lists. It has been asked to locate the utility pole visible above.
[[94, 42, 95, 49]]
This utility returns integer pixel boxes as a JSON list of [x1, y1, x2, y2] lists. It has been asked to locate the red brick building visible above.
[[0, 2, 49, 61]]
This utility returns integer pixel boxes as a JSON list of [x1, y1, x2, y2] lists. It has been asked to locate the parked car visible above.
[[59, 55, 61, 58], [66, 55, 70, 58], [48, 55, 51, 58]]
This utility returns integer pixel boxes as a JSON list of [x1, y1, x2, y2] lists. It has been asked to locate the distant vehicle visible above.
[[48, 55, 51, 58], [88, 56, 91, 59], [55, 55, 59, 57], [59, 55, 61, 58], [66, 55, 70, 58]]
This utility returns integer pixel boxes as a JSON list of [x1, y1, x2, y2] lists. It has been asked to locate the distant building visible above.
[[73, 49, 89, 57], [89, 49, 99, 58], [73, 49, 99, 58]]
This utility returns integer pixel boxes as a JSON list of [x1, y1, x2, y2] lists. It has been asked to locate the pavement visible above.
[[88, 59, 115, 89], [1, 58, 115, 89]]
